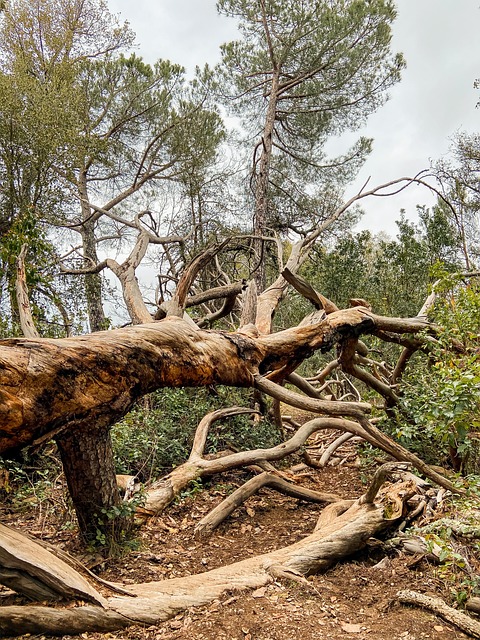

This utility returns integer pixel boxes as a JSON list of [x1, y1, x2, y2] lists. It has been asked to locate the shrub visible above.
[[111, 386, 282, 480], [386, 276, 480, 472]]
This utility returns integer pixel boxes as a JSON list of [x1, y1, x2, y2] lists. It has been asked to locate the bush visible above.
[[385, 276, 480, 472], [111, 386, 282, 480]]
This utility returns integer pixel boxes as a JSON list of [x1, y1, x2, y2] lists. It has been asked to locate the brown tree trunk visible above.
[[56, 425, 131, 547], [78, 171, 106, 332], [0, 310, 432, 456], [253, 70, 279, 292]]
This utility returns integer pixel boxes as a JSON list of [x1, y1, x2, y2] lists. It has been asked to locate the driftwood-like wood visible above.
[[0, 309, 383, 455], [398, 590, 480, 639], [253, 377, 460, 493], [15, 244, 40, 339], [0, 523, 107, 606], [139, 414, 355, 517], [466, 597, 480, 615], [0, 468, 415, 638], [194, 471, 341, 538]]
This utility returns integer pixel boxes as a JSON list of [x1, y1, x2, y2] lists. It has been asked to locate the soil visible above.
[[0, 438, 477, 640]]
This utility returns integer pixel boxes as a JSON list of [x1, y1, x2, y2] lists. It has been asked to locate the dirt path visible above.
[[0, 455, 474, 640]]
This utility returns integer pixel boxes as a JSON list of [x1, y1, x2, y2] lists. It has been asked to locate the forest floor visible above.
[[1, 436, 478, 640]]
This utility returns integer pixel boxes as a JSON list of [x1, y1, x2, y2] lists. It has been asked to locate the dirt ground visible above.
[[1, 444, 477, 640]]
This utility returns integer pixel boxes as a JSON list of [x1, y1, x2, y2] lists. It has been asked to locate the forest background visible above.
[[0, 0, 480, 637]]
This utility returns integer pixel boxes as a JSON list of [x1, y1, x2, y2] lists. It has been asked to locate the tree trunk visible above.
[[78, 171, 106, 332], [56, 425, 131, 546], [253, 70, 279, 292], [0, 310, 385, 455], [15, 244, 40, 338]]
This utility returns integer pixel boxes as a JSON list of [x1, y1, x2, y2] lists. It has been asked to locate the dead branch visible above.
[[197, 290, 238, 328], [281, 267, 338, 313], [318, 432, 358, 467], [0, 474, 417, 637], [164, 240, 230, 317], [359, 462, 412, 504], [140, 415, 358, 517], [0, 523, 107, 606], [466, 597, 480, 616], [254, 376, 461, 493], [194, 471, 341, 539], [397, 590, 480, 639], [254, 375, 371, 419]]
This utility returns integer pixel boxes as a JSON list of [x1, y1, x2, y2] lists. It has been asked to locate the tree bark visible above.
[[398, 590, 480, 639], [0, 309, 383, 455], [78, 171, 106, 332], [56, 425, 131, 545], [14, 244, 40, 339]]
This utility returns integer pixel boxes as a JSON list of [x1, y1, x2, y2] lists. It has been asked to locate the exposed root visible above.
[[397, 590, 480, 639], [194, 471, 340, 539], [0, 465, 419, 638]]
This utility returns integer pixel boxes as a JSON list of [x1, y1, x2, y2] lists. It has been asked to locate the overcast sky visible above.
[[108, 0, 480, 236]]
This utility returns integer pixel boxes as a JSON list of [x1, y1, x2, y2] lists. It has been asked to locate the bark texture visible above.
[[56, 425, 130, 544], [0, 470, 414, 638], [0, 309, 381, 455]]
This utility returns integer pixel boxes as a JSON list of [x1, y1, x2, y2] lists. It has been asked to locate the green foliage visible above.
[[305, 207, 462, 317], [92, 491, 145, 555], [385, 277, 480, 472], [112, 387, 281, 480], [218, 0, 404, 236]]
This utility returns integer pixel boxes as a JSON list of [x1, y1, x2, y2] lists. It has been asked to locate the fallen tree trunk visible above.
[[0, 309, 380, 455], [0, 468, 415, 637], [0, 307, 440, 543], [0, 523, 107, 606]]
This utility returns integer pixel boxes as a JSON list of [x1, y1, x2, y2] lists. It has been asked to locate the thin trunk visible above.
[[78, 171, 106, 332], [253, 71, 280, 292], [15, 244, 40, 338]]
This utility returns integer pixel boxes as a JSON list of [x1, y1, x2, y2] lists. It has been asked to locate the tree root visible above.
[[194, 471, 340, 539], [138, 414, 371, 518], [397, 590, 480, 639], [0, 465, 416, 638]]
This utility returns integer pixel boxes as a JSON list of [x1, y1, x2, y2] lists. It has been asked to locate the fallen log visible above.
[[0, 466, 415, 637], [0, 309, 379, 455], [0, 523, 107, 606]]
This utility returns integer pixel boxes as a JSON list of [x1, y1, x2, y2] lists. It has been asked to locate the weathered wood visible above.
[[15, 244, 40, 339], [0, 308, 384, 455], [0, 474, 415, 637], [194, 471, 341, 538], [0, 523, 107, 606], [398, 590, 480, 639], [466, 597, 480, 615]]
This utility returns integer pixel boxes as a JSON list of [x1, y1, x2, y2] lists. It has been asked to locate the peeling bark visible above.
[[0, 308, 393, 455]]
